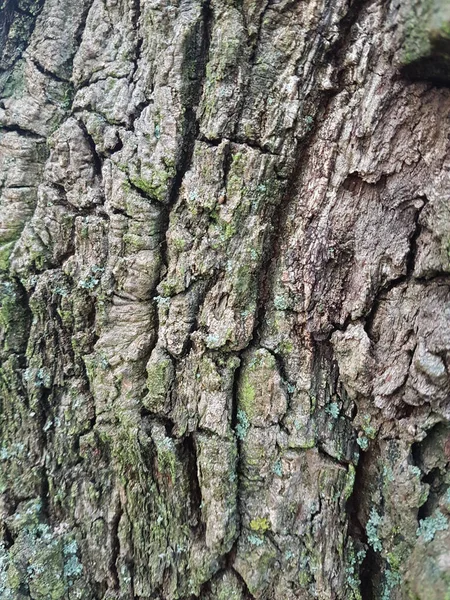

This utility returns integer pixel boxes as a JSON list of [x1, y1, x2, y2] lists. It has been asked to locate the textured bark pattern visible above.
[[0, 0, 450, 599]]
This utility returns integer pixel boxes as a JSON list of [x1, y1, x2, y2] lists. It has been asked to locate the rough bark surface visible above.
[[0, 0, 449, 599]]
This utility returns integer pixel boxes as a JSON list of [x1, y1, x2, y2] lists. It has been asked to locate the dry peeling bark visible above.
[[0, 0, 450, 599]]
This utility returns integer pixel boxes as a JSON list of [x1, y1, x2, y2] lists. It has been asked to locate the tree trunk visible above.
[[0, 0, 449, 598]]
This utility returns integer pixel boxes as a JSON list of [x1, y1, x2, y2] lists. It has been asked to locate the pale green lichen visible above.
[[235, 409, 250, 441], [381, 569, 401, 600], [273, 295, 288, 311], [416, 510, 449, 542], [248, 533, 264, 547], [346, 546, 366, 600], [382, 465, 394, 483], [357, 436, 369, 451], [0, 501, 84, 599], [366, 508, 383, 552], [409, 465, 422, 478], [361, 416, 377, 439], [326, 402, 340, 419], [272, 460, 283, 477]]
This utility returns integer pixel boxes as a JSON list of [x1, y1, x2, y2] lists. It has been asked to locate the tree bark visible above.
[[0, 0, 449, 598]]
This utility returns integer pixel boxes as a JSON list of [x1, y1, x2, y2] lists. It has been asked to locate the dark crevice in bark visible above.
[[77, 353, 98, 434], [233, 136, 281, 156], [359, 547, 376, 600], [141, 408, 177, 439], [183, 434, 204, 535], [396, 401, 417, 420], [142, 0, 214, 412], [221, 140, 232, 192], [155, 0, 213, 297], [405, 194, 429, 278], [230, 354, 242, 437], [109, 205, 129, 218], [168, 53, 209, 210], [119, 176, 160, 205], [73, 0, 95, 49], [12, 275, 32, 356], [197, 135, 227, 148], [270, 347, 294, 416], [417, 467, 444, 521], [327, 313, 354, 340], [326, 0, 375, 64], [40, 464, 51, 522], [248, 0, 270, 61], [109, 135, 123, 155], [130, 0, 143, 83], [48, 181, 67, 198], [317, 445, 352, 468], [94, 579, 108, 600], [229, 0, 270, 142], [198, 134, 279, 156], [249, 116, 317, 335], [0, 0, 45, 73], [185, 578, 212, 600], [346, 448, 372, 600], [292, 0, 375, 144], [28, 57, 70, 83], [2, 522, 13, 549], [4, 1, 40, 18], [230, 567, 256, 600], [412, 422, 450, 523], [126, 0, 146, 130], [164, 280, 215, 362], [363, 194, 429, 341], [109, 504, 123, 590], [411, 434, 423, 469], [230, 353, 246, 559], [414, 272, 450, 285], [309, 338, 336, 405], [222, 536, 239, 570], [0, 123, 45, 138], [76, 117, 104, 181], [0, 184, 34, 190], [39, 386, 53, 445]]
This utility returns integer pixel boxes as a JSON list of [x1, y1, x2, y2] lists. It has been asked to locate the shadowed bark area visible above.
[[0, 0, 449, 599]]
